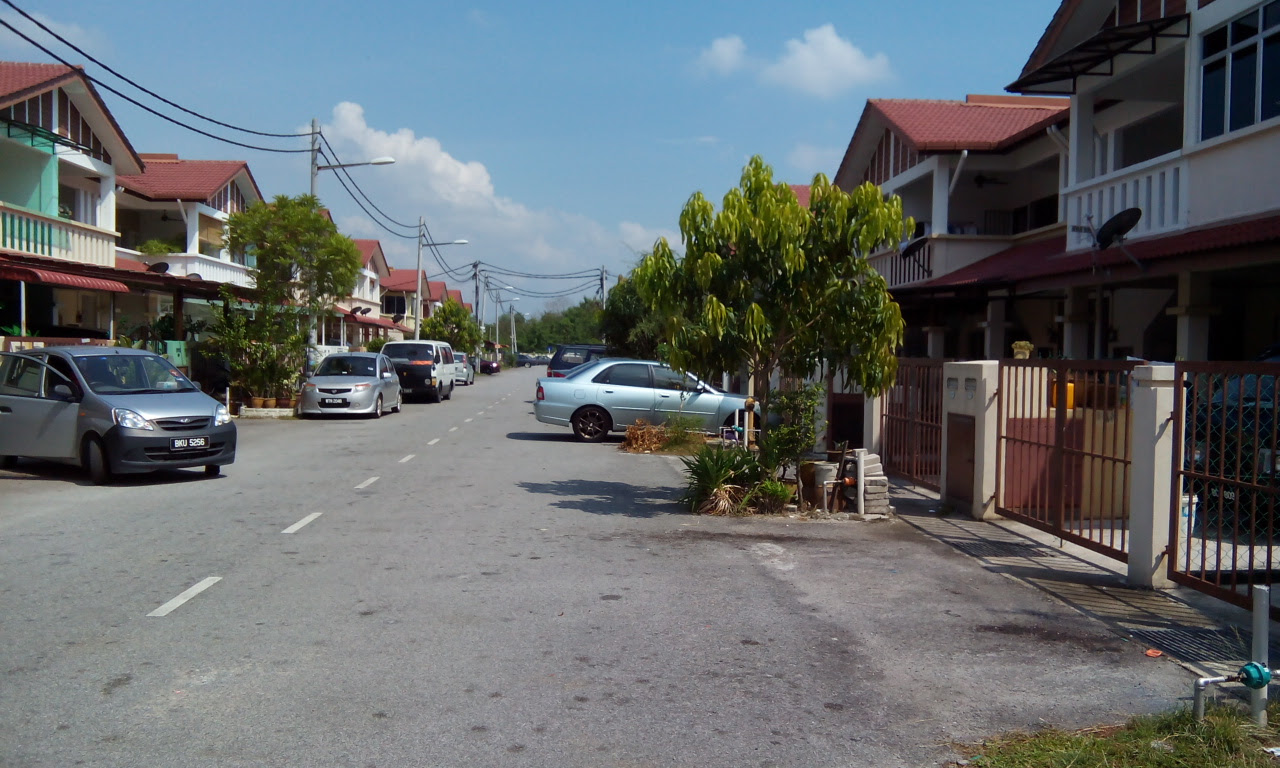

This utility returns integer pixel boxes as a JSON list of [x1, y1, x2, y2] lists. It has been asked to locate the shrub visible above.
[[365, 336, 389, 353], [747, 479, 794, 515], [678, 444, 764, 513], [660, 414, 705, 452]]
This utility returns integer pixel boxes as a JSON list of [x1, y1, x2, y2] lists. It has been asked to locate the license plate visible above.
[[170, 436, 207, 451], [323, 398, 345, 405]]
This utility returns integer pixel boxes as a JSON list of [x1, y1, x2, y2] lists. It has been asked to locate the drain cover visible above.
[[949, 539, 1054, 559], [1127, 627, 1280, 665]]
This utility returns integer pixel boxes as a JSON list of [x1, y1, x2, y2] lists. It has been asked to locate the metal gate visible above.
[[996, 359, 1137, 561], [1169, 361, 1280, 617], [882, 358, 943, 490]]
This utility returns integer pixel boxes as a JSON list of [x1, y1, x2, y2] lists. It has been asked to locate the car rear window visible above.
[[383, 343, 435, 361]]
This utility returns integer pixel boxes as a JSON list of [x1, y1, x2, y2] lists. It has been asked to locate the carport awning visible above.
[[1008, 15, 1190, 94], [0, 265, 130, 293]]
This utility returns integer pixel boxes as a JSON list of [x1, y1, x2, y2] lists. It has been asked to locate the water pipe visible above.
[[1193, 662, 1272, 721]]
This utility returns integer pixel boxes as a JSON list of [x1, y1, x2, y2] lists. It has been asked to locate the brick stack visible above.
[[837, 451, 895, 519]]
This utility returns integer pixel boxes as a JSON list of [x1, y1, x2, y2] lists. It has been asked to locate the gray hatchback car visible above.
[[0, 346, 236, 483]]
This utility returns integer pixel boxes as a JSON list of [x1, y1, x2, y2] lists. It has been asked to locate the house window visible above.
[[382, 295, 406, 315], [1201, 1, 1280, 140]]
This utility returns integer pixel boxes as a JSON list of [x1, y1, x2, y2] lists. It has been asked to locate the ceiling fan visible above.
[[973, 174, 1008, 188]]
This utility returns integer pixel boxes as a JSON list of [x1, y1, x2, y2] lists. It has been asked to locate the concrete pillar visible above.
[[98, 176, 117, 233], [931, 157, 950, 235], [1062, 287, 1091, 359], [941, 360, 1002, 520], [1128, 364, 1177, 588], [983, 299, 1008, 359], [925, 327, 947, 359], [863, 392, 883, 456], [184, 204, 199, 254], [1173, 271, 1212, 361], [1068, 95, 1095, 187]]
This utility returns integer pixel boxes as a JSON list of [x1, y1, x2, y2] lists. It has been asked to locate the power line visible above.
[[318, 134, 418, 234], [2, 0, 312, 139], [0, 18, 311, 153]]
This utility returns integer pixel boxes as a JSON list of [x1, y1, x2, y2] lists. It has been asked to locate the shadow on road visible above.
[[0, 458, 220, 487], [506, 431, 624, 444], [518, 478, 682, 517]]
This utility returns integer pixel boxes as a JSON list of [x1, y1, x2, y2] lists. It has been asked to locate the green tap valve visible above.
[[1238, 662, 1272, 690]]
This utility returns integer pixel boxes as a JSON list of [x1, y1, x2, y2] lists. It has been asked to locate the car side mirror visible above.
[[382, 371, 393, 380], [51, 383, 77, 401]]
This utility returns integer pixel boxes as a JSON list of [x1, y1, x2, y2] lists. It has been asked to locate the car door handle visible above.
[[659, 394, 672, 398]]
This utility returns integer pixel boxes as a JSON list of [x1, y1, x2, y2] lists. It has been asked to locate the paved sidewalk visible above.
[[887, 480, 1278, 683]]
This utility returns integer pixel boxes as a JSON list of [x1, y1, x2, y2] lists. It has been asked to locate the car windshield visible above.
[[382, 343, 434, 361], [74, 354, 198, 395], [457, 354, 468, 363], [315, 356, 376, 377]]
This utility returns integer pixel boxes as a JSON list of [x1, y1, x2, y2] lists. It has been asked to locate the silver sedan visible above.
[[533, 359, 754, 442], [299, 352, 402, 418]]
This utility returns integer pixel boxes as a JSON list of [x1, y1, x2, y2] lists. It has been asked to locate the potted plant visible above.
[[1011, 340, 1035, 359]]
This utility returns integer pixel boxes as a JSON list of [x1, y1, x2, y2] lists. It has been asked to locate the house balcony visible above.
[[1064, 151, 1189, 251], [119, 247, 255, 288], [867, 226, 1063, 290], [0, 201, 117, 267]]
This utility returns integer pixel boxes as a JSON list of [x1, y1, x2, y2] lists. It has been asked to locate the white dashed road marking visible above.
[[464, 418, 473, 423], [449, 427, 458, 432], [355, 476, 379, 490], [282, 513, 322, 534], [399, 454, 415, 463], [427, 438, 440, 446], [148, 577, 221, 617]]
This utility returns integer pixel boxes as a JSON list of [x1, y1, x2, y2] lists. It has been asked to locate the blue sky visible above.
[[3, 0, 1059, 313]]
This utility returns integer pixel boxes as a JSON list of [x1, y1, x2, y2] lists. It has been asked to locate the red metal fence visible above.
[[882, 358, 944, 490], [1169, 361, 1280, 617], [996, 359, 1138, 561]]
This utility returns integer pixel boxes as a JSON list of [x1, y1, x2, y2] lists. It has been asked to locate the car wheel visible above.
[[204, 464, 221, 477], [572, 406, 612, 442], [427, 387, 441, 404], [0, 455, 16, 469], [391, 397, 401, 414], [443, 383, 453, 401], [372, 395, 383, 418], [84, 437, 112, 485]]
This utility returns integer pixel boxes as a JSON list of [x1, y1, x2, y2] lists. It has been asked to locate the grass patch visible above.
[[952, 702, 1280, 767]]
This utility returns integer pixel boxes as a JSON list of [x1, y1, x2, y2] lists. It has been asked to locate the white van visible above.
[[381, 340, 458, 403]]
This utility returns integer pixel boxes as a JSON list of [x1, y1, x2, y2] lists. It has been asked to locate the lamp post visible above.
[[412, 223, 468, 339], [491, 285, 514, 347], [309, 118, 395, 198], [508, 299, 521, 365]]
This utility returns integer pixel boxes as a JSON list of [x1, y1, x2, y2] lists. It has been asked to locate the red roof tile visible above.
[[870, 96, 1068, 152], [923, 235, 1068, 288], [790, 185, 811, 208], [118, 154, 256, 202], [0, 62, 78, 105], [381, 268, 422, 292], [353, 239, 381, 266], [426, 281, 447, 302]]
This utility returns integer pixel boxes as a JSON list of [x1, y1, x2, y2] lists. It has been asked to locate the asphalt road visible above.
[[0, 367, 1194, 767]]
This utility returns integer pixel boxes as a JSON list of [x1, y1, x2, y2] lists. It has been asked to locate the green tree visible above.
[[420, 297, 483, 354], [632, 155, 908, 426], [600, 274, 664, 360], [227, 194, 361, 318]]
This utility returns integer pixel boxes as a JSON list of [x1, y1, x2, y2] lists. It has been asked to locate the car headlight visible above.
[[113, 408, 154, 430], [214, 404, 231, 426], [352, 383, 372, 392]]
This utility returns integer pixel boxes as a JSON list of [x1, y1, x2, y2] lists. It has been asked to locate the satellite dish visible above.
[[898, 237, 933, 277], [359, 307, 372, 315], [1095, 207, 1141, 250], [391, 314, 404, 323], [187, 273, 202, 281], [146, 261, 169, 273]]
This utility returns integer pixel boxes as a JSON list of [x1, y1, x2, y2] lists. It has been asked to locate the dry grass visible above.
[[697, 484, 748, 516]]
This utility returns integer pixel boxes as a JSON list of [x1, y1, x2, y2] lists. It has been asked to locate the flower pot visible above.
[[263, 397, 277, 409], [277, 396, 294, 408], [250, 396, 266, 409]]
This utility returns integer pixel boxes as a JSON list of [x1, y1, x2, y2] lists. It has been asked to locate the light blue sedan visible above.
[[533, 359, 754, 442]]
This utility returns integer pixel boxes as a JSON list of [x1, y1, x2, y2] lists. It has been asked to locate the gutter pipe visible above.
[[947, 150, 968, 196]]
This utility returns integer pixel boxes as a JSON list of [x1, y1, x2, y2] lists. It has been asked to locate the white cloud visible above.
[[762, 25, 891, 98], [319, 103, 660, 308], [620, 221, 680, 257], [697, 25, 890, 99], [0, 11, 111, 60], [787, 143, 844, 178], [696, 35, 747, 76]]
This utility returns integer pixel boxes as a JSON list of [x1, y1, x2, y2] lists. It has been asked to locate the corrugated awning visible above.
[[0, 265, 130, 293]]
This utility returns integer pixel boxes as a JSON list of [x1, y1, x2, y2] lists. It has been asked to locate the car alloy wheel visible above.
[[85, 436, 112, 485], [373, 395, 383, 418], [572, 406, 611, 442]]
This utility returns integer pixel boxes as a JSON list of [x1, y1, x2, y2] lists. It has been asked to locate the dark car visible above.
[[546, 344, 608, 378], [516, 353, 543, 368], [1185, 351, 1280, 539], [479, 358, 500, 375]]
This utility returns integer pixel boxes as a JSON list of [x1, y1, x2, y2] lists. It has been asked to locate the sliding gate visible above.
[[882, 358, 943, 490], [996, 360, 1137, 561]]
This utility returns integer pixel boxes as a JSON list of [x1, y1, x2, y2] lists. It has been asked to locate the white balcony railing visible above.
[[1064, 152, 1189, 250], [0, 201, 117, 267], [118, 248, 255, 288], [867, 240, 933, 289]]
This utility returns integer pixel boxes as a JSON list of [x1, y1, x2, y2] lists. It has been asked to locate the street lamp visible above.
[[492, 284, 514, 346], [309, 118, 395, 198], [412, 223, 468, 339]]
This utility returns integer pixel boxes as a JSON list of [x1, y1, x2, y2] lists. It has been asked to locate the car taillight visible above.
[[550, 370, 565, 378], [536, 385, 545, 401]]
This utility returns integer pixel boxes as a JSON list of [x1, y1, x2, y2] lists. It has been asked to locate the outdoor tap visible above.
[[1192, 663, 1273, 720]]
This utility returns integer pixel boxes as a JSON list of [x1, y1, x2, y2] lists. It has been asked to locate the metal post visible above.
[[413, 217, 423, 339], [1253, 585, 1270, 726], [512, 304, 518, 361], [309, 118, 320, 198], [19, 280, 26, 337]]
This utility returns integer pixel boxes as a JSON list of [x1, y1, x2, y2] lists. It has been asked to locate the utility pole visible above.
[[599, 266, 606, 301], [413, 217, 424, 339], [472, 262, 481, 325]]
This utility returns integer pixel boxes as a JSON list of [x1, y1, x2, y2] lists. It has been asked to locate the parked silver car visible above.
[[0, 346, 236, 483], [299, 352, 402, 418], [533, 359, 755, 442], [454, 352, 476, 386]]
